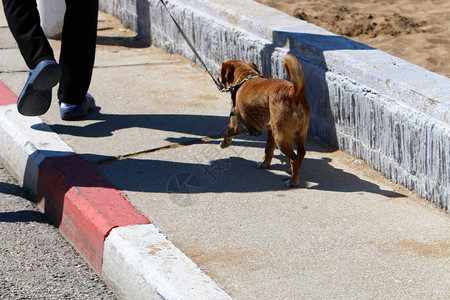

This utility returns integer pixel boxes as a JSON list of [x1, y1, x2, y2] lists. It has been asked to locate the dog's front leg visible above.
[[220, 116, 241, 149]]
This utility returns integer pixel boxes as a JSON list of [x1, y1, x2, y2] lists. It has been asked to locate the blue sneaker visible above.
[[17, 60, 61, 116], [59, 93, 96, 120]]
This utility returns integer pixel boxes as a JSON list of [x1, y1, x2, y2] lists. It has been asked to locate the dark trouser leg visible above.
[[2, 0, 55, 69], [57, 0, 98, 105]]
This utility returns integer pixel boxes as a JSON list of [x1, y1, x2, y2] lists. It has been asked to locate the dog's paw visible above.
[[220, 141, 230, 149], [286, 181, 299, 188], [256, 161, 270, 169], [284, 178, 299, 187]]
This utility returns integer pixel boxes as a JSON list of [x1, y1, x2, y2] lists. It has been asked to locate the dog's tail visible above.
[[283, 54, 305, 99]]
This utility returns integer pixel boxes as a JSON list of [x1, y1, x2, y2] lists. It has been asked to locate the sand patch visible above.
[[254, 0, 450, 78]]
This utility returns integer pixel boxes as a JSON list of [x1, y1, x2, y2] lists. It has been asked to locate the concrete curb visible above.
[[36, 154, 150, 272], [100, 0, 449, 211], [103, 225, 232, 300], [0, 83, 232, 299]]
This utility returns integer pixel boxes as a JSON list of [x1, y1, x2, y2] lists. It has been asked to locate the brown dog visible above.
[[218, 54, 310, 186]]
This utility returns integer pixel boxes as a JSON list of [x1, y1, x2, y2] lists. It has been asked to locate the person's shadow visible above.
[[42, 111, 230, 140]]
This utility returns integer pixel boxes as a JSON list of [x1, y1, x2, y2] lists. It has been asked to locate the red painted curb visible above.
[[36, 155, 150, 273], [0, 82, 18, 105], [0, 80, 150, 273]]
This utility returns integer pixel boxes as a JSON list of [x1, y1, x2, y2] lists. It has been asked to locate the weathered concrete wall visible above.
[[99, 0, 449, 211], [99, 0, 149, 42]]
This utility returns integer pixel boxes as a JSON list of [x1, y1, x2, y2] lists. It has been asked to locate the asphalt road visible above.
[[0, 162, 117, 300]]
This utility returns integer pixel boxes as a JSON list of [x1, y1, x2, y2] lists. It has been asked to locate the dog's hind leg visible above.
[[277, 139, 300, 187], [294, 135, 307, 182], [257, 130, 275, 169]]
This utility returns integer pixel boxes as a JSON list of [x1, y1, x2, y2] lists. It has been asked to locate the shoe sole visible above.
[[17, 61, 61, 116], [33, 63, 61, 90]]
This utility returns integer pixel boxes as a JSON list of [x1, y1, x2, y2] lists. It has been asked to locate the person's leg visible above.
[[2, 0, 60, 116], [2, 0, 54, 69], [57, 0, 98, 105]]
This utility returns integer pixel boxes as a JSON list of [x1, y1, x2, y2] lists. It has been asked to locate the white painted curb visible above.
[[0, 104, 73, 194], [103, 224, 233, 300]]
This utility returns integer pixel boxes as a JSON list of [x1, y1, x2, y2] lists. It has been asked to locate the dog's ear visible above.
[[247, 62, 260, 74], [221, 63, 235, 85]]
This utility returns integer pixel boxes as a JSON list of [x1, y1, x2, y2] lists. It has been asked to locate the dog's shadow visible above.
[[89, 143, 403, 198], [272, 155, 401, 197]]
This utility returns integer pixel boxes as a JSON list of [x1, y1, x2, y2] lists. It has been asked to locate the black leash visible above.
[[160, 0, 263, 137], [159, 0, 226, 92]]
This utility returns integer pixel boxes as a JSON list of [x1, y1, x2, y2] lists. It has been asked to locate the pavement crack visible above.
[[93, 60, 183, 69], [92, 135, 221, 166], [0, 61, 183, 74], [0, 69, 27, 73]]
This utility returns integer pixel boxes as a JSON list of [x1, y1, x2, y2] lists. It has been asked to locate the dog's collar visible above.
[[227, 74, 263, 137], [221, 74, 261, 94]]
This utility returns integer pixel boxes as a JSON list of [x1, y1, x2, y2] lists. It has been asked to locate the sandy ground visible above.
[[254, 0, 450, 78]]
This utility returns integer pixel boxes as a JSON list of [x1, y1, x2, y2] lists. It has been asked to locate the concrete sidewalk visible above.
[[1, 8, 449, 300]]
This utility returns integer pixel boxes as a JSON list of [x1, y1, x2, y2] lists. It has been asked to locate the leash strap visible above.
[[230, 108, 263, 137], [229, 74, 261, 101], [159, 0, 226, 91]]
